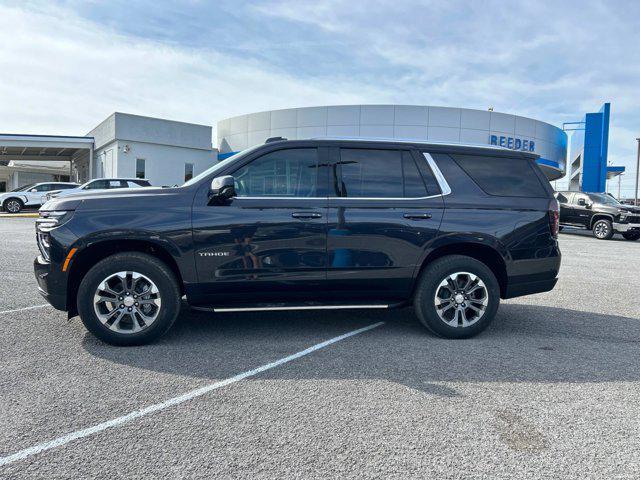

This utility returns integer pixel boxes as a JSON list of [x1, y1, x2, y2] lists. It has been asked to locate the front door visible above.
[[325, 146, 444, 303], [191, 146, 329, 306]]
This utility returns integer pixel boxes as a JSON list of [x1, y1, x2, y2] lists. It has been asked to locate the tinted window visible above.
[[34, 184, 53, 192], [56, 184, 77, 190], [402, 151, 428, 197], [451, 154, 547, 197], [555, 192, 569, 203], [234, 148, 318, 197], [338, 149, 402, 198]]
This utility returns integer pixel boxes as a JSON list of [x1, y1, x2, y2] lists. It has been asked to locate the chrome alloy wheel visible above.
[[594, 220, 609, 239], [93, 271, 161, 334], [5, 200, 21, 213], [434, 272, 488, 328]]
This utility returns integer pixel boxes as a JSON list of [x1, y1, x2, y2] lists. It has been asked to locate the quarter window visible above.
[[450, 154, 547, 197], [233, 148, 319, 197]]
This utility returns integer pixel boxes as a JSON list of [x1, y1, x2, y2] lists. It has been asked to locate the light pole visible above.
[[636, 138, 640, 206]]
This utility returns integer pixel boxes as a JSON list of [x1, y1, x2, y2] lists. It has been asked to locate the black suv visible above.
[[555, 191, 640, 240], [35, 139, 561, 345]]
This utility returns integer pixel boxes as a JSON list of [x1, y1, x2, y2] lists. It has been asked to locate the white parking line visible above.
[[0, 321, 385, 467], [0, 304, 50, 315]]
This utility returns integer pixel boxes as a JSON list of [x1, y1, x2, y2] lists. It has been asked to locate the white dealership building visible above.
[[0, 105, 568, 192], [217, 105, 568, 180]]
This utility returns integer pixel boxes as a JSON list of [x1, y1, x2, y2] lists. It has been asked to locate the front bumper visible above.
[[34, 255, 68, 311], [614, 222, 640, 233]]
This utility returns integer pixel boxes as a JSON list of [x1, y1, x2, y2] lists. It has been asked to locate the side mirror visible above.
[[30, 188, 38, 193], [209, 175, 236, 203], [577, 198, 586, 206]]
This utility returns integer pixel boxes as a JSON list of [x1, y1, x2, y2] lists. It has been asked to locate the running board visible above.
[[214, 304, 390, 313], [191, 304, 393, 313]]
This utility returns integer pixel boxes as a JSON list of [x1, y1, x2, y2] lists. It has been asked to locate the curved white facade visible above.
[[218, 105, 567, 179]]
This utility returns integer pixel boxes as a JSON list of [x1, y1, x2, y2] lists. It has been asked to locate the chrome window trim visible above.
[[231, 151, 452, 201], [422, 152, 452, 196]]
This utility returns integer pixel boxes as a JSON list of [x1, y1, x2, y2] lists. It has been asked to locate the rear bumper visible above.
[[34, 255, 68, 311], [504, 277, 558, 299]]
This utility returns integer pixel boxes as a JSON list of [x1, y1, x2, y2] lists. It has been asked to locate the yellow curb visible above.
[[0, 213, 39, 218]]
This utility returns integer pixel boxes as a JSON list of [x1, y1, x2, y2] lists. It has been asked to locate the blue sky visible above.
[[1, 0, 639, 194]]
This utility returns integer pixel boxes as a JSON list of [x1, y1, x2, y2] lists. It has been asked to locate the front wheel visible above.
[[3, 198, 23, 213], [592, 219, 614, 240], [622, 232, 640, 241], [413, 255, 500, 339], [77, 252, 181, 346]]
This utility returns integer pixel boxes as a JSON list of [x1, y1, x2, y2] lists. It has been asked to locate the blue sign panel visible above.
[[489, 135, 535, 152]]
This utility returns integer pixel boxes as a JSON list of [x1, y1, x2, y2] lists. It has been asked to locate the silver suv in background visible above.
[[0, 182, 79, 213], [45, 178, 152, 202]]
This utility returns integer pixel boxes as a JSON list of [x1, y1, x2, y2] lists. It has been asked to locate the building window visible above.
[[136, 158, 146, 179], [184, 163, 194, 182]]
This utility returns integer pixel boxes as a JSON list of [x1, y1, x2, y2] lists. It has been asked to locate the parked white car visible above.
[[0, 182, 79, 213], [45, 178, 152, 201]]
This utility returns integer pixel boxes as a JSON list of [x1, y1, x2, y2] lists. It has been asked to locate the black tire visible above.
[[413, 255, 500, 339], [3, 198, 23, 213], [622, 232, 640, 241], [592, 219, 614, 240], [77, 252, 181, 346]]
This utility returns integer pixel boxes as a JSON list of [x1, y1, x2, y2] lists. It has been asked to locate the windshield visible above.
[[588, 193, 620, 206], [182, 146, 262, 187], [11, 183, 36, 192]]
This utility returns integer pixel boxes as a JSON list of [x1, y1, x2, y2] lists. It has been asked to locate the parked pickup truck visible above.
[[555, 191, 640, 240]]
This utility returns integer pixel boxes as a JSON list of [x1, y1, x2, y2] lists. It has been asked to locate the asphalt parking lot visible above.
[[1, 218, 639, 479]]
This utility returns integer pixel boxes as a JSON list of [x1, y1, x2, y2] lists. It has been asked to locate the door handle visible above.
[[403, 213, 432, 220], [291, 212, 322, 219]]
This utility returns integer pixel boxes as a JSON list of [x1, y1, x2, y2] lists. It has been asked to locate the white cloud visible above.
[[0, 3, 388, 139]]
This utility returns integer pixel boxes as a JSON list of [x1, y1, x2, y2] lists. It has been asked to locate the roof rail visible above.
[[265, 136, 287, 143]]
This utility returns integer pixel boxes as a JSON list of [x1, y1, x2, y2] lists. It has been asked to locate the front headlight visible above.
[[36, 210, 74, 261]]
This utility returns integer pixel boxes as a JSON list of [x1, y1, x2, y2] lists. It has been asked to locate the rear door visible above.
[[325, 145, 444, 303]]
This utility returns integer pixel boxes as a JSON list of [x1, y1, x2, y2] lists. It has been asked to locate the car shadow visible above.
[[82, 302, 640, 396]]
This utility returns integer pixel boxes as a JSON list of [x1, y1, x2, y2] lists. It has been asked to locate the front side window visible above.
[[185, 163, 194, 182], [573, 193, 590, 205], [136, 158, 146, 179], [233, 148, 318, 197]]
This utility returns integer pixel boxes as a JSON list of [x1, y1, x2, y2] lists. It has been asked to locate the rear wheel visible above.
[[622, 232, 640, 241], [413, 255, 500, 339], [3, 198, 23, 213], [77, 252, 181, 346], [592, 219, 614, 240]]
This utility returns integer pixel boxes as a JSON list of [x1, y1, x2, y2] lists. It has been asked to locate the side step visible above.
[[191, 303, 397, 313]]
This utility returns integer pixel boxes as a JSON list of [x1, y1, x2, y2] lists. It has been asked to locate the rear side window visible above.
[[450, 154, 547, 197], [337, 148, 430, 198], [555, 192, 569, 203], [57, 184, 77, 190]]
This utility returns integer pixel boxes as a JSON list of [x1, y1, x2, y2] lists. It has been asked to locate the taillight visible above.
[[549, 198, 559, 238]]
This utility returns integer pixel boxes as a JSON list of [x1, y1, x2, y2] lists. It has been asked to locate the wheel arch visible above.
[[66, 239, 185, 315], [590, 214, 614, 229], [415, 241, 509, 298]]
